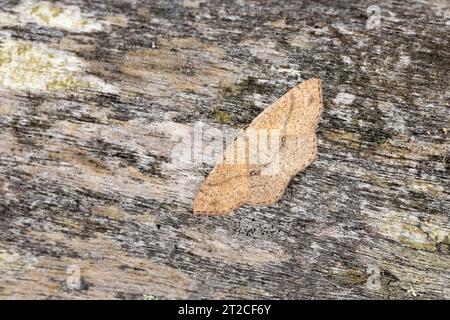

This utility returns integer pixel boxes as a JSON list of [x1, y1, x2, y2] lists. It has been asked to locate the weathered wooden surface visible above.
[[0, 0, 449, 299]]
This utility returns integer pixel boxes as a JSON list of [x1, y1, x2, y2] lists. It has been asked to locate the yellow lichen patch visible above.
[[359, 213, 449, 297], [429, 231, 450, 247], [399, 224, 436, 252], [379, 211, 450, 253], [0, 39, 116, 94], [14, 0, 102, 32], [419, 216, 450, 247], [381, 212, 449, 252], [211, 107, 231, 124]]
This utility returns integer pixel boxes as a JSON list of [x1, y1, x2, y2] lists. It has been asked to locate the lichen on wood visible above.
[[0, 0, 449, 299]]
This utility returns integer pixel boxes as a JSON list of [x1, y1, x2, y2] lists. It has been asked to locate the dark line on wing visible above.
[[204, 90, 298, 186]]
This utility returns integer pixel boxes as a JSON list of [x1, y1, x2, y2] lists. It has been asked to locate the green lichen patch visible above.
[[14, 0, 102, 32], [0, 39, 116, 94], [399, 224, 436, 252], [211, 107, 231, 124]]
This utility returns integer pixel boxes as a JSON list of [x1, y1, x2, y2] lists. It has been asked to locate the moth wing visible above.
[[281, 78, 322, 175], [284, 78, 323, 136], [193, 78, 323, 214], [193, 137, 250, 215], [246, 78, 323, 205]]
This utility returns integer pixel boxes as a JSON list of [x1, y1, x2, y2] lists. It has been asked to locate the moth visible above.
[[194, 78, 323, 215]]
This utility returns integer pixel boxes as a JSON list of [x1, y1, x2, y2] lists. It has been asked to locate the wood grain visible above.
[[0, 0, 449, 299]]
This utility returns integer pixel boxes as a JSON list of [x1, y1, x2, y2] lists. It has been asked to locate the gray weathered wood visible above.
[[0, 0, 449, 299]]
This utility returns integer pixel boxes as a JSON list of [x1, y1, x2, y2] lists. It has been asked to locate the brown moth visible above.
[[194, 78, 323, 215]]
